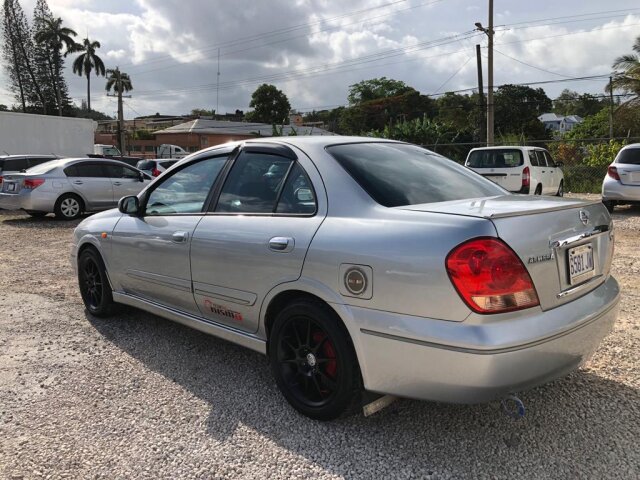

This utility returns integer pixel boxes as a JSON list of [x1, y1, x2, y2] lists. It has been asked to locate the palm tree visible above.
[[105, 68, 133, 94], [608, 35, 640, 106], [71, 38, 105, 111], [34, 17, 77, 115]]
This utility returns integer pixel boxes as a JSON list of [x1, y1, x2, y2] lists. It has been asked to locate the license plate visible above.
[[7, 183, 15, 192], [568, 244, 595, 284]]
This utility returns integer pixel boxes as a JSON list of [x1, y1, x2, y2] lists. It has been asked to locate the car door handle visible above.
[[171, 231, 189, 243], [73, 180, 83, 185], [269, 237, 294, 252]]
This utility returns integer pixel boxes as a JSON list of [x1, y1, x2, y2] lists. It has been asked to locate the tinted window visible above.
[[528, 151, 539, 167], [3, 159, 28, 171], [137, 160, 156, 170], [74, 163, 106, 177], [146, 156, 227, 215], [328, 143, 505, 207], [467, 149, 524, 168], [160, 160, 177, 169], [104, 164, 139, 179], [616, 148, 640, 165], [215, 152, 292, 213], [27, 157, 55, 168], [535, 151, 548, 167], [276, 163, 317, 214]]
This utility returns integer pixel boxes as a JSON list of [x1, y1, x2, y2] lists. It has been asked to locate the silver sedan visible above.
[[602, 143, 640, 212], [0, 158, 151, 219], [71, 138, 619, 420]]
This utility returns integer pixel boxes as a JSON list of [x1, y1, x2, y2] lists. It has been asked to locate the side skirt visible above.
[[112, 291, 267, 355]]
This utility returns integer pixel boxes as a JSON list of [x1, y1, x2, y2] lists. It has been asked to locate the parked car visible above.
[[0, 158, 151, 219], [0, 155, 60, 189], [136, 159, 179, 177], [602, 143, 640, 212], [71, 138, 619, 420], [465, 146, 564, 196]]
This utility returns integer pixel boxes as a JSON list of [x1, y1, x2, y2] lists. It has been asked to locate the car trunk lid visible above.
[[0, 173, 25, 194], [616, 163, 640, 186], [399, 195, 614, 311]]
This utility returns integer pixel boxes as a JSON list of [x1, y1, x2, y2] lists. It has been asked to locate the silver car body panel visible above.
[[71, 137, 619, 404], [602, 144, 640, 203]]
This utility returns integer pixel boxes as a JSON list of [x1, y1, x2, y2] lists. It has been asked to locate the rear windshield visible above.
[[137, 160, 156, 170], [25, 160, 59, 174], [616, 148, 640, 165], [326, 143, 505, 207], [466, 149, 524, 168]]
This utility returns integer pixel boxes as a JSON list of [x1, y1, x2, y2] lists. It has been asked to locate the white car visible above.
[[465, 146, 564, 196], [602, 143, 640, 212]]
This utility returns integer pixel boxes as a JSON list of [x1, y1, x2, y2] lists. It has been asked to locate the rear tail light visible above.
[[446, 237, 539, 314], [607, 166, 620, 180], [152, 168, 161, 177], [23, 178, 45, 189], [0, 175, 3, 186], [522, 166, 530, 188]]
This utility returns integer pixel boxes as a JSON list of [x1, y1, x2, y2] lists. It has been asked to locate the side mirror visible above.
[[118, 195, 140, 215], [138, 171, 145, 182], [555, 161, 564, 168], [294, 187, 314, 202]]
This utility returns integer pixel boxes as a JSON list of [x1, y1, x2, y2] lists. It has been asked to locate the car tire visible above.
[[55, 194, 83, 220], [603, 200, 615, 213], [269, 298, 362, 421], [556, 181, 564, 197], [534, 185, 542, 195], [25, 210, 47, 217], [78, 248, 116, 317]]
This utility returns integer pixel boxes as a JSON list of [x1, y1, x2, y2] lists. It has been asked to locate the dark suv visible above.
[[0, 155, 59, 179]]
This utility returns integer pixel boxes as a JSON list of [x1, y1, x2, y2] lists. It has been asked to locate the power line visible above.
[[493, 49, 574, 79]]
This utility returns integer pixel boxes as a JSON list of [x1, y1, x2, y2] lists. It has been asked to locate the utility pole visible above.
[[107, 66, 131, 154], [216, 48, 220, 118], [476, 44, 485, 145], [609, 76, 614, 139], [475, 0, 494, 145]]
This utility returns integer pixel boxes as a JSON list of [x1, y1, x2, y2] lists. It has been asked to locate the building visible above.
[[153, 119, 336, 153], [538, 113, 583, 134]]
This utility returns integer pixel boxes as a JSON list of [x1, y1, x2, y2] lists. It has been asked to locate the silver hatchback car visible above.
[[71, 138, 619, 420], [0, 158, 151, 219], [602, 143, 640, 212]]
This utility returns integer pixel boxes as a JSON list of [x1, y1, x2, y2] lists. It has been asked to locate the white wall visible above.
[[0, 112, 96, 157]]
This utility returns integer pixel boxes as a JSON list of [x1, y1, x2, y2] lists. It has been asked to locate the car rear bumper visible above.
[[0, 191, 52, 212], [349, 275, 619, 403], [602, 177, 640, 202]]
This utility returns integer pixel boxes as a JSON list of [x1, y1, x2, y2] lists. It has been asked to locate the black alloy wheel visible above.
[[534, 185, 543, 195], [269, 299, 362, 421], [78, 249, 114, 317]]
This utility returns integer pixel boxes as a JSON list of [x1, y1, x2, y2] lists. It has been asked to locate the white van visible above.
[[465, 146, 564, 196]]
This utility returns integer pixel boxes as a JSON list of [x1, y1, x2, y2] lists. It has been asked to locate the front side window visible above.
[[535, 151, 548, 167], [328, 143, 505, 208], [466, 149, 524, 168], [104, 164, 139, 179], [145, 156, 227, 215], [543, 151, 555, 167], [215, 152, 292, 213]]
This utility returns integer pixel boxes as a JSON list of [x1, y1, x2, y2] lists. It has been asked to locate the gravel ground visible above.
[[0, 200, 638, 479]]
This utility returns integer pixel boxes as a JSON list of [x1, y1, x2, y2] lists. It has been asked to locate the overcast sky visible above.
[[1, 0, 639, 118]]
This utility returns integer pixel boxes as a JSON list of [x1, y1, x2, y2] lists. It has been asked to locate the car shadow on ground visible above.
[[86, 308, 639, 478], [0, 213, 88, 228], [612, 205, 640, 218]]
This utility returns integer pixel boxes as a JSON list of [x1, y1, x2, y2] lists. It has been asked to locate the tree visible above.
[[608, 35, 640, 105], [0, 104, 8, 111], [2, 0, 46, 113], [347, 77, 414, 105], [246, 84, 290, 124], [71, 38, 105, 111], [105, 68, 133, 93], [553, 89, 605, 117], [493, 84, 552, 140], [34, 16, 77, 116]]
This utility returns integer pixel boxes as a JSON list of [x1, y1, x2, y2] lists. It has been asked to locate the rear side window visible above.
[[534, 151, 548, 167], [137, 160, 156, 170], [275, 163, 317, 214], [327, 143, 505, 207], [528, 151, 539, 166], [2, 158, 29, 171], [467, 149, 524, 168], [616, 148, 640, 165]]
